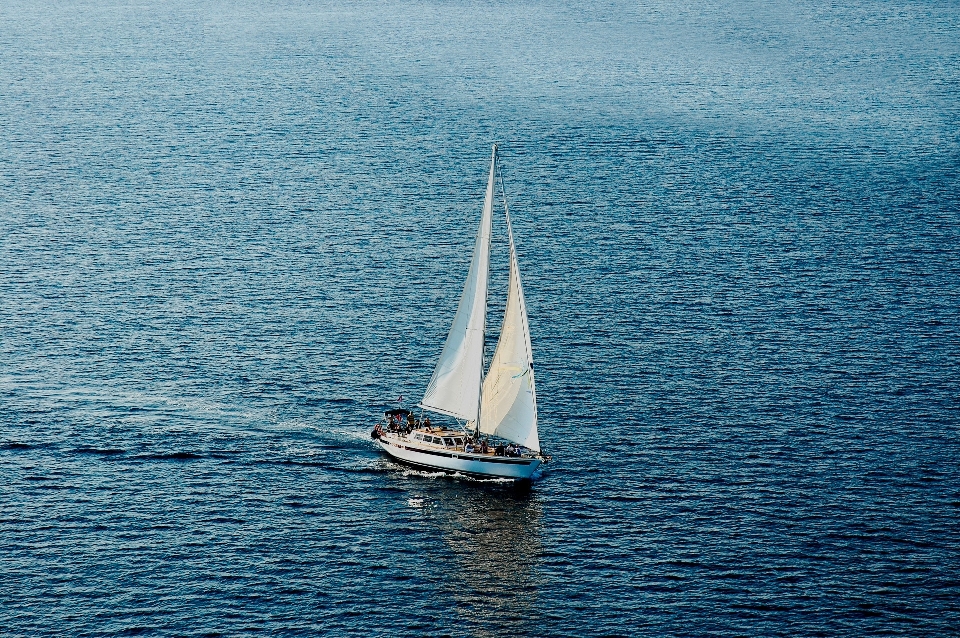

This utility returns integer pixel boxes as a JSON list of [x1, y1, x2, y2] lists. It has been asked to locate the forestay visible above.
[[478, 186, 540, 452], [420, 148, 496, 421]]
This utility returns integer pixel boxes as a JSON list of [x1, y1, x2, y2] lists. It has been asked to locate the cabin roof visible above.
[[414, 428, 462, 437]]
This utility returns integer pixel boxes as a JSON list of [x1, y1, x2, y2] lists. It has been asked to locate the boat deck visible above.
[[381, 427, 533, 458]]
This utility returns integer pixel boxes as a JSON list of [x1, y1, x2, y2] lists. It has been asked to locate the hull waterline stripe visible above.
[[387, 456, 531, 480]]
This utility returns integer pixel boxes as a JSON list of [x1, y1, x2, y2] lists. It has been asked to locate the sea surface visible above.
[[2, 0, 959, 635]]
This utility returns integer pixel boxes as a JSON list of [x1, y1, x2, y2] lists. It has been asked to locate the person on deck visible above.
[[505, 443, 516, 456], [423, 417, 432, 430]]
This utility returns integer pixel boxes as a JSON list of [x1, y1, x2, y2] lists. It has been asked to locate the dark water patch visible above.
[[2, 442, 33, 450], [135, 452, 204, 461]]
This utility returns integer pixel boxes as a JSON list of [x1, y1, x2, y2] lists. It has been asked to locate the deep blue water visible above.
[[2, 0, 959, 635]]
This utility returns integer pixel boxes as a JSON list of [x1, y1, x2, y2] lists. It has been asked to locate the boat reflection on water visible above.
[[401, 476, 544, 636]]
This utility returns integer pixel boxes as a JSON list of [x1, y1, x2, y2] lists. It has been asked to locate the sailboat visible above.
[[372, 145, 547, 481]]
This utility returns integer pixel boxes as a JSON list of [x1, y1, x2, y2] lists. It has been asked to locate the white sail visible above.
[[479, 185, 540, 452], [420, 147, 496, 421]]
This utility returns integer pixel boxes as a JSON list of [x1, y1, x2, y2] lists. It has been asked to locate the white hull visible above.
[[377, 433, 541, 480]]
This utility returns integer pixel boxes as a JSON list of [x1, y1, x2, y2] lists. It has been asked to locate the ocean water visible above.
[[2, 0, 959, 635]]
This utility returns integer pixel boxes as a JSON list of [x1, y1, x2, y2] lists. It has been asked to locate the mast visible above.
[[476, 143, 497, 440]]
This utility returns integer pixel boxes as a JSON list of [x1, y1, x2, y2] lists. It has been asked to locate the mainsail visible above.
[[420, 147, 496, 421], [478, 173, 540, 452]]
